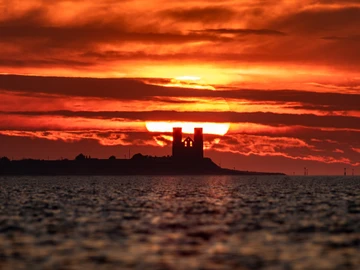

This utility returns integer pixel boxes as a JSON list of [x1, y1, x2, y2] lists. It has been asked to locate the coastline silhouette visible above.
[[0, 128, 284, 176]]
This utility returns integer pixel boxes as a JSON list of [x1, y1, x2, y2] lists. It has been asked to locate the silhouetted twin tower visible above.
[[172, 127, 204, 159]]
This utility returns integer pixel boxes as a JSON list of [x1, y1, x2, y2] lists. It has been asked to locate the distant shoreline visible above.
[[0, 155, 285, 176]]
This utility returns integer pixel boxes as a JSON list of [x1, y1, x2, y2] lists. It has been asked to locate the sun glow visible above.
[[175, 76, 201, 81], [159, 75, 216, 90], [145, 122, 230, 135]]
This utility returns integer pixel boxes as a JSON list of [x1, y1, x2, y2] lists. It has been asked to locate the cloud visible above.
[[0, 75, 165, 100], [160, 6, 235, 23], [0, 130, 161, 147], [1, 129, 358, 166], [272, 7, 360, 34], [1, 75, 360, 112], [192, 28, 287, 36], [167, 128, 360, 168], [0, 58, 91, 68], [306, 82, 360, 93], [0, 114, 143, 131], [210, 134, 359, 166], [0, 7, 233, 49], [2, 111, 360, 152], [2, 110, 360, 130], [321, 35, 360, 41], [1, 0, 360, 73]]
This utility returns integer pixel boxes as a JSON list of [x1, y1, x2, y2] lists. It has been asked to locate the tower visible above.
[[194, 128, 204, 158], [172, 127, 183, 158], [172, 127, 204, 159]]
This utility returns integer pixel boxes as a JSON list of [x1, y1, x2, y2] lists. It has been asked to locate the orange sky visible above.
[[1, 0, 360, 175]]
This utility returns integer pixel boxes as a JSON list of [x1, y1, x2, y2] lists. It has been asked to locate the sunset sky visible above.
[[1, 0, 360, 175]]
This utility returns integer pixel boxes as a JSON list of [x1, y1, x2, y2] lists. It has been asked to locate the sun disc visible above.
[[146, 122, 230, 136]]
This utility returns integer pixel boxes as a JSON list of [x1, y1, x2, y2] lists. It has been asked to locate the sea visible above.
[[0, 175, 359, 270]]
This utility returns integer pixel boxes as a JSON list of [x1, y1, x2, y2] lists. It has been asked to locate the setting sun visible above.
[[145, 122, 230, 135]]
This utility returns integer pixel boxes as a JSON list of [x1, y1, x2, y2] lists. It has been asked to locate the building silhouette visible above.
[[172, 127, 203, 159]]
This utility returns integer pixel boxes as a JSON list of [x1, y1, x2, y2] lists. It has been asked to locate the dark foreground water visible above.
[[0, 176, 359, 270]]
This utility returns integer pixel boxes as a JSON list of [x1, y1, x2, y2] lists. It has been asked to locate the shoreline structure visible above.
[[0, 128, 285, 175]]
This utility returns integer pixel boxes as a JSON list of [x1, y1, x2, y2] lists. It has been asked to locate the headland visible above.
[[0, 154, 284, 175], [0, 127, 285, 175]]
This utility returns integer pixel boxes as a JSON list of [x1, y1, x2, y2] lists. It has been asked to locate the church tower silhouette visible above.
[[172, 127, 203, 159]]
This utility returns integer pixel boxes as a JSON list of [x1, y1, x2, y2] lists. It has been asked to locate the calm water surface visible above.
[[0, 175, 359, 269]]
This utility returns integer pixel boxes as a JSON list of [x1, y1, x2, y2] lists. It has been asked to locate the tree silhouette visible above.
[[0, 157, 10, 164], [75, 153, 86, 161]]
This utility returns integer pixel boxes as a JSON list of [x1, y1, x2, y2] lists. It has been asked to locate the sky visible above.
[[0, 0, 360, 175]]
